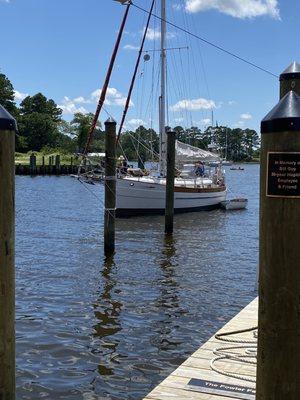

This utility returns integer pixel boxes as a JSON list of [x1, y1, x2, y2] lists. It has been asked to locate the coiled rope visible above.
[[211, 326, 258, 383]]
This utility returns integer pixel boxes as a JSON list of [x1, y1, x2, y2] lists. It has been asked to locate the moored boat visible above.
[[220, 198, 248, 210]]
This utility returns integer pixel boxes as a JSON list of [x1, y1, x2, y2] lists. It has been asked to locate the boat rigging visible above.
[[77, 0, 227, 217]]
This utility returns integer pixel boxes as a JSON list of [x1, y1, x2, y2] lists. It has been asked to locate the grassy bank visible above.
[[15, 152, 79, 165]]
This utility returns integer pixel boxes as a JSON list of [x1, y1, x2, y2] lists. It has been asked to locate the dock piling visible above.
[[165, 131, 176, 235], [0, 105, 16, 400], [55, 154, 61, 174], [257, 63, 300, 399], [29, 153, 36, 175], [104, 118, 116, 257]]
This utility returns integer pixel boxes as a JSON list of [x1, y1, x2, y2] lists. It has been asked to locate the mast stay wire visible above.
[[83, 3, 131, 156], [116, 0, 156, 144], [185, 1, 215, 123], [131, 1, 278, 79], [172, 3, 194, 128], [184, 0, 212, 99]]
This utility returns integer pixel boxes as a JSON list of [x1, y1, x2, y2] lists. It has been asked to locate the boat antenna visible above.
[[116, 0, 156, 143], [83, 2, 131, 156]]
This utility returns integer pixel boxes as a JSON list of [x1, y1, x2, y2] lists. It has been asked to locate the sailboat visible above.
[[114, 0, 227, 217]]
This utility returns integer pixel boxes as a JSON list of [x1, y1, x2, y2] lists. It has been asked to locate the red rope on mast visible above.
[[83, 3, 131, 155], [116, 0, 155, 144]]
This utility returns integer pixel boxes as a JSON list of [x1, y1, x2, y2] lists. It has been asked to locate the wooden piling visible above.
[[280, 61, 300, 99], [104, 118, 116, 256], [0, 105, 16, 400], [256, 65, 300, 399], [55, 154, 61, 174], [165, 131, 176, 235], [29, 153, 36, 175]]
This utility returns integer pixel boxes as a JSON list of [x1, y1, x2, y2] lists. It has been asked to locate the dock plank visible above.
[[143, 297, 258, 400]]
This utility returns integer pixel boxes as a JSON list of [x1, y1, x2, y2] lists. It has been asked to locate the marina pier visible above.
[[143, 298, 258, 400], [1, 0, 300, 397]]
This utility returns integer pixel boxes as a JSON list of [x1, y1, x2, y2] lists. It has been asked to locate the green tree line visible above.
[[1, 72, 260, 161]]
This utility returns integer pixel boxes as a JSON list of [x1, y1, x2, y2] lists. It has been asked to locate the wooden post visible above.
[[165, 131, 176, 235], [48, 156, 52, 166], [104, 118, 116, 257], [29, 153, 36, 175], [280, 61, 300, 99], [55, 154, 61, 174], [138, 156, 144, 170], [0, 105, 16, 400], [256, 64, 300, 399], [42, 156, 45, 166]]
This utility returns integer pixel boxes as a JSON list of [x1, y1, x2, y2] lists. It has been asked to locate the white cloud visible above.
[[173, 3, 183, 11], [143, 27, 176, 41], [228, 100, 236, 106], [127, 118, 146, 128], [185, 0, 280, 19], [0, 0, 10, 3], [170, 98, 216, 112], [123, 44, 139, 51], [59, 87, 133, 115], [201, 118, 211, 125], [145, 27, 161, 41], [58, 96, 88, 115], [174, 117, 184, 123], [234, 120, 245, 127], [73, 96, 91, 104], [14, 90, 28, 102], [91, 87, 133, 107], [240, 112, 252, 120]]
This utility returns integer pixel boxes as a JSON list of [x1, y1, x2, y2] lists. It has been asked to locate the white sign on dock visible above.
[[187, 378, 255, 400]]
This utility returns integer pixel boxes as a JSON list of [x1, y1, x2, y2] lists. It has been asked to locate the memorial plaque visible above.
[[267, 152, 300, 198], [187, 378, 255, 400]]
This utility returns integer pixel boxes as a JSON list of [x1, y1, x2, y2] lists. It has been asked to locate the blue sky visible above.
[[0, 0, 298, 132]]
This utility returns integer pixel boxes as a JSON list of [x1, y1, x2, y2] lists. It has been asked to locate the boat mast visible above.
[[159, 0, 167, 175]]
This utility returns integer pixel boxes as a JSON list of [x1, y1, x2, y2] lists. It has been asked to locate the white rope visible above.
[[211, 326, 257, 384]]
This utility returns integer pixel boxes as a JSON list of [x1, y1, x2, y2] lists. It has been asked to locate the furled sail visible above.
[[175, 140, 221, 163]]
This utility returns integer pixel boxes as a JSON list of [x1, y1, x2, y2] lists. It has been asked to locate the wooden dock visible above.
[[143, 297, 258, 400], [15, 164, 78, 175]]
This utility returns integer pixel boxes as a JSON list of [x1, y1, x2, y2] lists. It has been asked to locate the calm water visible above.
[[16, 165, 259, 399]]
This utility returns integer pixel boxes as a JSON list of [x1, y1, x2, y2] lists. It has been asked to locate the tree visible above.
[[119, 126, 159, 163], [18, 113, 60, 151], [18, 93, 63, 151], [0, 73, 18, 118], [20, 93, 62, 122], [70, 113, 102, 153]]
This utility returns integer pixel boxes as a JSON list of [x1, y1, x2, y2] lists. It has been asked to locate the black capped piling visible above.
[[104, 118, 117, 256], [0, 105, 16, 399], [280, 61, 300, 98], [165, 131, 176, 235], [257, 68, 300, 398]]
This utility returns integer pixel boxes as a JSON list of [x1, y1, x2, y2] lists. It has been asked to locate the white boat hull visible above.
[[116, 177, 227, 217], [220, 199, 248, 210]]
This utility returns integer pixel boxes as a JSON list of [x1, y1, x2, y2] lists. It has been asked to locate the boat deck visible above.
[[143, 297, 258, 400]]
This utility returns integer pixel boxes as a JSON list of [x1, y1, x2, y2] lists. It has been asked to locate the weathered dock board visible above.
[[143, 297, 258, 400]]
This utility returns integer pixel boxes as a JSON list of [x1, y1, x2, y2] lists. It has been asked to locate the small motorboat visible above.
[[220, 198, 248, 210], [230, 167, 244, 171]]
